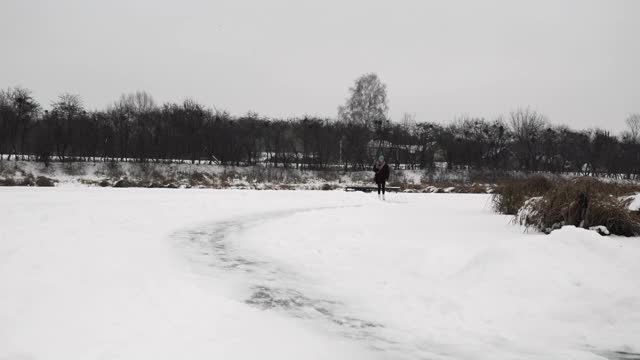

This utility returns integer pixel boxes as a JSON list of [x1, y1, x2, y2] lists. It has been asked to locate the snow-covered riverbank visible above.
[[1, 188, 639, 359]]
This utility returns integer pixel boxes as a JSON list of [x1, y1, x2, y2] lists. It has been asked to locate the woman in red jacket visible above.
[[372, 155, 390, 200]]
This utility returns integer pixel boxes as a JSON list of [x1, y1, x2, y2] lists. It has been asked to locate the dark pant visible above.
[[377, 182, 385, 195]]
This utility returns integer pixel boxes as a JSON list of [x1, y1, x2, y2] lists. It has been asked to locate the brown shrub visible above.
[[492, 176, 556, 215], [0, 177, 17, 186], [78, 179, 97, 186], [466, 183, 491, 194], [114, 178, 137, 188], [321, 184, 337, 191], [217, 178, 231, 189], [517, 177, 640, 236], [79, 179, 112, 187], [188, 172, 211, 187], [219, 169, 240, 184], [18, 174, 36, 186], [162, 178, 179, 187], [35, 176, 55, 187], [583, 180, 640, 197]]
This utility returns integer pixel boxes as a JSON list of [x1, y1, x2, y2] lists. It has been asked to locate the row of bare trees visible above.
[[1, 86, 640, 177]]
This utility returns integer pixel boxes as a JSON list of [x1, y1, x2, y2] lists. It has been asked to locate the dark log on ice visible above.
[[344, 186, 401, 193]]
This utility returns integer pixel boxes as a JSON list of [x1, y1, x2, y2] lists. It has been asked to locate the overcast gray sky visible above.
[[1, 0, 638, 131]]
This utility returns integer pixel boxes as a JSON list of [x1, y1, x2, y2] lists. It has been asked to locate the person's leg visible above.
[[382, 181, 386, 195], [377, 182, 382, 195]]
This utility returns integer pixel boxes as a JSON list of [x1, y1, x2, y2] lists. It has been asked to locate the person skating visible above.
[[372, 155, 390, 200]]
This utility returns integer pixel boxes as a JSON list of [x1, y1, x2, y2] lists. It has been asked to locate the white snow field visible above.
[[1, 188, 639, 360]]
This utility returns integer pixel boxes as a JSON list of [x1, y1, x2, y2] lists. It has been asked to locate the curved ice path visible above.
[[174, 205, 439, 359], [174, 203, 640, 360]]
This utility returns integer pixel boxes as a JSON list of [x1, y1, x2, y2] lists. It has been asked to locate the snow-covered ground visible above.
[[1, 188, 639, 360]]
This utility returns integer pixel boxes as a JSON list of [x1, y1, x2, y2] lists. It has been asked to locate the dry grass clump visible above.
[[0, 174, 54, 187], [35, 176, 56, 187], [219, 169, 240, 185], [320, 183, 338, 191], [79, 179, 103, 186], [517, 177, 640, 236], [113, 178, 138, 188], [585, 180, 640, 197], [188, 171, 212, 187], [457, 183, 491, 194], [18, 174, 36, 186], [492, 176, 555, 215], [415, 180, 492, 194], [0, 177, 17, 186]]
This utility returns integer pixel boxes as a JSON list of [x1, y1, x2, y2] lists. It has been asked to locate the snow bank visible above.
[[230, 196, 640, 359]]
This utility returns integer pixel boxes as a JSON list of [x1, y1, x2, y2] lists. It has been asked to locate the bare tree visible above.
[[116, 91, 156, 115], [338, 73, 389, 129], [53, 93, 83, 114], [396, 113, 417, 169], [625, 114, 640, 143], [509, 108, 547, 171], [50, 93, 84, 161], [7, 84, 640, 177], [0, 87, 40, 160], [0, 91, 11, 160]]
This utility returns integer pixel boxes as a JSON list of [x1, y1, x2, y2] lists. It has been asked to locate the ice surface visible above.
[[1, 188, 639, 360]]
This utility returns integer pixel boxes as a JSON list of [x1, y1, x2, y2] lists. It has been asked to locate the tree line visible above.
[[1, 78, 640, 177]]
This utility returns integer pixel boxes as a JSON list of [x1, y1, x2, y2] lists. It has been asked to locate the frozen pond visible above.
[[2, 188, 640, 359]]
